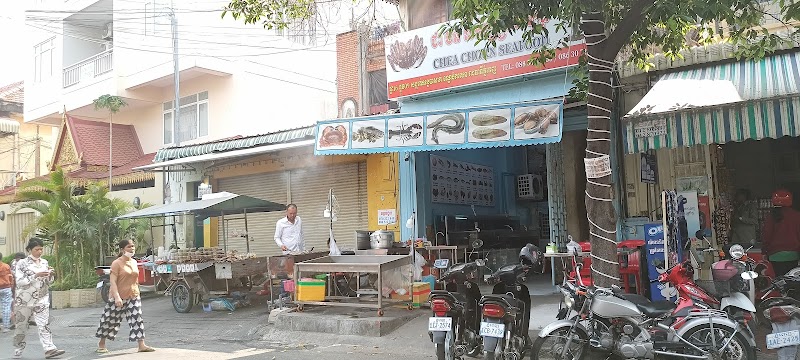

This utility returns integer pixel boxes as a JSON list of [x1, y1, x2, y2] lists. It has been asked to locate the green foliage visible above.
[[92, 95, 128, 114], [222, 0, 319, 29], [13, 168, 149, 290]]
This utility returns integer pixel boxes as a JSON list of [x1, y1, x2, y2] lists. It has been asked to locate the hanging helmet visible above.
[[773, 189, 793, 207], [520, 243, 543, 271]]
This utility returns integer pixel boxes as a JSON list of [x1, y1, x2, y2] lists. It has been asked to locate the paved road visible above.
[[0, 294, 783, 360]]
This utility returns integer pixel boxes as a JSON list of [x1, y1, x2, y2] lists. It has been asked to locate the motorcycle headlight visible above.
[[561, 288, 575, 309], [729, 244, 745, 260]]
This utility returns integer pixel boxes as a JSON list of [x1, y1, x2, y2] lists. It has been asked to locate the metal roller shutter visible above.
[[217, 172, 289, 257], [289, 162, 368, 252], [8, 212, 35, 254]]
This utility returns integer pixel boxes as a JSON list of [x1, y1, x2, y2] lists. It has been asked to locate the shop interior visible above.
[[717, 136, 800, 250], [412, 130, 589, 292]]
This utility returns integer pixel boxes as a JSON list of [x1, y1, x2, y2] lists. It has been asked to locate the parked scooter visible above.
[[428, 260, 484, 360], [95, 265, 111, 303], [478, 247, 538, 360], [533, 272, 757, 360]]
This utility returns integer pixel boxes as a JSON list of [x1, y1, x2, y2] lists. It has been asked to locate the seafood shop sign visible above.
[[384, 19, 586, 99], [314, 100, 563, 155]]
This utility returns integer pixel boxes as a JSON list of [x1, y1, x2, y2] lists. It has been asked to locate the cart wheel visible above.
[[406, 304, 414, 311], [296, 304, 304, 312], [172, 281, 194, 313], [377, 309, 384, 317]]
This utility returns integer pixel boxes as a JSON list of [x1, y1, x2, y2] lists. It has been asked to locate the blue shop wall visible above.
[[414, 146, 528, 234]]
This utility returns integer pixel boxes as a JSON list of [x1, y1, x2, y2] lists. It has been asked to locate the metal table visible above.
[[293, 255, 413, 316]]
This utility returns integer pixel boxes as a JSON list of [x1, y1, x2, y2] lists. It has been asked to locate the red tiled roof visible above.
[[66, 115, 144, 167], [0, 81, 23, 103], [69, 152, 156, 180]]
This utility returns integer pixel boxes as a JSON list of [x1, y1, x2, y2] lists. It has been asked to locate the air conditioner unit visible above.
[[102, 23, 113, 40], [517, 174, 545, 201]]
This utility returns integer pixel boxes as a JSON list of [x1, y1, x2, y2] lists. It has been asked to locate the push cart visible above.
[[116, 191, 285, 313]]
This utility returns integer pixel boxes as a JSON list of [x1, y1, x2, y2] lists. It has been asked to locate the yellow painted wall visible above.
[[366, 153, 400, 238]]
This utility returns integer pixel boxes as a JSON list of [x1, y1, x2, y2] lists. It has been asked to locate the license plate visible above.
[[428, 317, 452, 331], [480, 321, 505, 338], [767, 330, 800, 349]]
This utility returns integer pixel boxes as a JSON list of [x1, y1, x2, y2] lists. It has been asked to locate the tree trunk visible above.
[[580, 12, 619, 288], [54, 233, 61, 280]]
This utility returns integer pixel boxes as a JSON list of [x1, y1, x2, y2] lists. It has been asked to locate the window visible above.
[[163, 91, 209, 144], [34, 37, 55, 83], [408, 0, 451, 30], [368, 70, 388, 106]]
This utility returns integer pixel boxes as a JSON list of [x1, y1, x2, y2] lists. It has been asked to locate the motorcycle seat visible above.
[[636, 300, 676, 318]]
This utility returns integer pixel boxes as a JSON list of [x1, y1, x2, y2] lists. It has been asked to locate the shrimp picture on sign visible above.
[[387, 116, 424, 147], [513, 103, 560, 140]]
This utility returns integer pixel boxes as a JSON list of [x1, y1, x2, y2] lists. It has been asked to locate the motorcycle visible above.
[[479, 262, 533, 360], [428, 259, 485, 360], [533, 264, 757, 360], [95, 265, 111, 303], [660, 245, 758, 339]]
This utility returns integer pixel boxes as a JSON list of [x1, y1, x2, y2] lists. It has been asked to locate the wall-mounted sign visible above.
[[315, 101, 563, 155], [634, 119, 668, 138], [378, 209, 397, 225], [430, 155, 494, 207], [384, 19, 586, 99], [641, 153, 657, 184]]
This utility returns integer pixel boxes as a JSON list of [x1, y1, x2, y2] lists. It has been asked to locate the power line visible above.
[[244, 70, 335, 93], [26, 22, 338, 58]]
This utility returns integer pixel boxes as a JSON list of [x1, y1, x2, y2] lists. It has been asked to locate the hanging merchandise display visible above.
[[662, 190, 682, 267], [713, 193, 733, 246]]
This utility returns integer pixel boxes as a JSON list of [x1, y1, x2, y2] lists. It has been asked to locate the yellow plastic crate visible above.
[[296, 279, 326, 301]]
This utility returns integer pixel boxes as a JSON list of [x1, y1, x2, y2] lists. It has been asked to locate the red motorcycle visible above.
[[657, 256, 757, 338]]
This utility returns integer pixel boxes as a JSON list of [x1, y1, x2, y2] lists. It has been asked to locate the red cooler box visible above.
[[137, 261, 154, 285]]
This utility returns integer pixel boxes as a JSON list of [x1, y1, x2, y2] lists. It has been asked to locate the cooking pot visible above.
[[370, 230, 394, 249]]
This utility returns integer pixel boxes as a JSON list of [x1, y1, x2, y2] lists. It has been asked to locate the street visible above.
[[0, 294, 784, 360], [0, 295, 438, 360]]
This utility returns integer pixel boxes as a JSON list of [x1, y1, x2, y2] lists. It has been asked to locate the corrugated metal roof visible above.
[[153, 126, 315, 162], [0, 118, 19, 134]]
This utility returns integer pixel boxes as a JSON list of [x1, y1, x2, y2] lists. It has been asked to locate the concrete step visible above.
[[273, 305, 424, 337]]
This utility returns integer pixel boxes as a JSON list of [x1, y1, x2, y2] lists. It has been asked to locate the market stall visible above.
[[116, 191, 286, 313], [293, 254, 414, 316]]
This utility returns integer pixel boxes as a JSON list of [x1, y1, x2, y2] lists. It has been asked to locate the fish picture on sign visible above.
[[467, 109, 511, 143], [513, 104, 560, 140], [351, 120, 386, 149], [387, 116, 424, 147], [427, 112, 466, 145]]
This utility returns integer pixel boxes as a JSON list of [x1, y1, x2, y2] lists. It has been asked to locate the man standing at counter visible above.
[[275, 204, 305, 254]]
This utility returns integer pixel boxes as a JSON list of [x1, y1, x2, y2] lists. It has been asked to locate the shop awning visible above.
[[0, 118, 19, 134], [115, 191, 285, 220], [134, 139, 314, 171], [624, 51, 800, 153]]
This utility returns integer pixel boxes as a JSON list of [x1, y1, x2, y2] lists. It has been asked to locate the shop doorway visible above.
[[717, 136, 800, 250]]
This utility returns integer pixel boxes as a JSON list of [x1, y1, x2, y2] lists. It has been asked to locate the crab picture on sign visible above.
[[317, 123, 350, 150], [387, 116, 424, 147]]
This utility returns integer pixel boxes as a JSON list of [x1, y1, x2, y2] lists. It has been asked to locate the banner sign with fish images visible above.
[[383, 19, 585, 99], [314, 100, 563, 155]]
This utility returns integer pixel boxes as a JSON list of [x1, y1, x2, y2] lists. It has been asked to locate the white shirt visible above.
[[14, 256, 53, 307], [275, 216, 304, 254]]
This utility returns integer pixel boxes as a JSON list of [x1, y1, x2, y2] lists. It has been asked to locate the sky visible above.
[[0, 1, 26, 86]]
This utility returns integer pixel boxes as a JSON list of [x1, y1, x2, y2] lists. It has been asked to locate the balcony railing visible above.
[[63, 49, 113, 88]]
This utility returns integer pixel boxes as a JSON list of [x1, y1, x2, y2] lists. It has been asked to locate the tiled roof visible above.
[[0, 81, 24, 103], [69, 152, 156, 180], [67, 115, 144, 167]]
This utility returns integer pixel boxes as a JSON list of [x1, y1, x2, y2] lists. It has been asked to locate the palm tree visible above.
[[14, 168, 77, 280], [92, 95, 128, 192]]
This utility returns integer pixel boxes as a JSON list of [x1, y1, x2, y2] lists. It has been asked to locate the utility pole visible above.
[[34, 125, 40, 177], [170, 5, 180, 147]]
